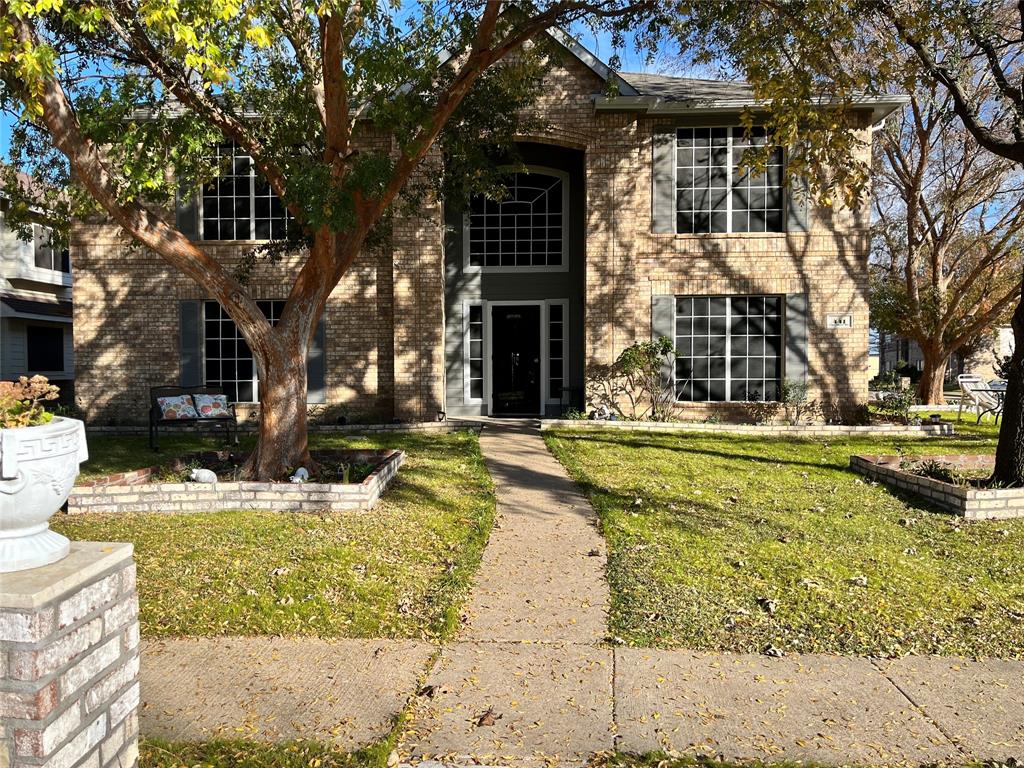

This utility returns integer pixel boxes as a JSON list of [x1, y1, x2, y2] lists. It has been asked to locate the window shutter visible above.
[[179, 300, 203, 387], [306, 319, 327, 404], [785, 293, 809, 384], [651, 127, 676, 234], [786, 175, 811, 233], [651, 294, 676, 388], [175, 183, 200, 241]]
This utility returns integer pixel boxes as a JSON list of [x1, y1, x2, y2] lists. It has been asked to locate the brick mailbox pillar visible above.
[[1, 542, 139, 768]]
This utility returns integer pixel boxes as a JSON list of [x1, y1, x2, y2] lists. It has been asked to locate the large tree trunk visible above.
[[916, 345, 948, 404], [992, 291, 1024, 485], [242, 337, 313, 481]]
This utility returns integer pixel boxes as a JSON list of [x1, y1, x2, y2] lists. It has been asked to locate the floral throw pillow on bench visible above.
[[157, 395, 199, 420], [193, 393, 232, 419]]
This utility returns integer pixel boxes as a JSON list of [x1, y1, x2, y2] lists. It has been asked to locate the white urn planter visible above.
[[0, 417, 88, 572]]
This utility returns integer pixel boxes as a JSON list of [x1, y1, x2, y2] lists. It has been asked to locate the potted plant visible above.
[[0, 376, 88, 572]]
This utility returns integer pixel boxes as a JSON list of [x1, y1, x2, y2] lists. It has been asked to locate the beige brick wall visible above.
[[71, 50, 871, 424]]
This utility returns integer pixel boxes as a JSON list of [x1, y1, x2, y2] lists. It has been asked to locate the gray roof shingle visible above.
[[618, 73, 754, 103]]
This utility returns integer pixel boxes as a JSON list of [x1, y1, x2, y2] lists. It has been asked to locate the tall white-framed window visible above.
[[674, 295, 784, 402], [675, 127, 784, 234], [463, 302, 485, 403], [203, 299, 285, 402], [201, 143, 288, 241], [464, 167, 570, 272], [546, 299, 568, 403]]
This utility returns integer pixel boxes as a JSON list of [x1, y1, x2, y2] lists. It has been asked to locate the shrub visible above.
[[780, 378, 820, 425], [585, 339, 676, 421], [0, 375, 60, 428], [877, 384, 916, 424]]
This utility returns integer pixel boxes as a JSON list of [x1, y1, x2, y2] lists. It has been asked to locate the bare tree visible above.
[[871, 82, 1024, 403]]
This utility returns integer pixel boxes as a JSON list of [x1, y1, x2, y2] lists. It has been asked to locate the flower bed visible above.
[[541, 419, 954, 437], [67, 448, 404, 515], [850, 454, 1024, 520]]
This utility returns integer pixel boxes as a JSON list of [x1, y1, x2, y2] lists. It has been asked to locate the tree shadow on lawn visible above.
[[551, 431, 988, 537]]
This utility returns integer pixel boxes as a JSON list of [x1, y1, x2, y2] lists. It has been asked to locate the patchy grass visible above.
[[141, 738, 382, 768], [77, 433, 239, 480], [55, 431, 493, 640], [544, 422, 1024, 657], [588, 753, 990, 768]]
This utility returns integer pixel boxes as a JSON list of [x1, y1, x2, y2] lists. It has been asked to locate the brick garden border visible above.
[[540, 419, 954, 437], [67, 449, 405, 515], [85, 419, 481, 437], [850, 454, 1024, 520]]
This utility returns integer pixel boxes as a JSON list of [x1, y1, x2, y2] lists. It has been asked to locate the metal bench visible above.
[[149, 386, 238, 450]]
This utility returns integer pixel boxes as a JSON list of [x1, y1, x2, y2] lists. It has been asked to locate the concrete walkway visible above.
[[460, 422, 608, 642], [138, 423, 1024, 765]]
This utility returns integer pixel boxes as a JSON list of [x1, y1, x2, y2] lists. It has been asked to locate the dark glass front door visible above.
[[491, 305, 541, 415]]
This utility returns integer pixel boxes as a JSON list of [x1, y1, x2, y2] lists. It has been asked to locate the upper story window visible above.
[[201, 143, 288, 241], [467, 170, 567, 270], [676, 127, 784, 235], [33, 223, 70, 273]]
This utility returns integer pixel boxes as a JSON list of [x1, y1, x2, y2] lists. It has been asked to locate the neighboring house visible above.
[[0, 173, 74, 401], [70, 32, 906, 425], [877, 328, 1014, 383]]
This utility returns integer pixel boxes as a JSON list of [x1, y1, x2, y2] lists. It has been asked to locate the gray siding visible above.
[[0, 318, 74, 380], [444, 143, 586, 417]]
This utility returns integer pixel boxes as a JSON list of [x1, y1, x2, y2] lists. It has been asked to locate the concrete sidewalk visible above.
[[137, 424, 1024, 765]]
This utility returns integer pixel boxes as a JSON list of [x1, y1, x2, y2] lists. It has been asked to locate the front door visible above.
[[491, 305, 541, 415]]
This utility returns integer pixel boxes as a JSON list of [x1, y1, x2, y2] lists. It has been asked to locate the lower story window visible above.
[[26, 325, 64, 372], [466, 304, 484, 401], [548, 302, 565, 400], [203, 300, 284, 402], [674, 295, 783, 402]]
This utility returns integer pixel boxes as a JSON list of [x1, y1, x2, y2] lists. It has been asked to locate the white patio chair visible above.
[[957, 373, 1003, 424]]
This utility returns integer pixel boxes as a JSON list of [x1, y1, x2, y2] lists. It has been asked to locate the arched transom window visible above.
[[467, 171, 566, 269]]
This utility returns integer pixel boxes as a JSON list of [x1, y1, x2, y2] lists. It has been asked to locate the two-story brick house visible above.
[[70, 33, 906, 425]]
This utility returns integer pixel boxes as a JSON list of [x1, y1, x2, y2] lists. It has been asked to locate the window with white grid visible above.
[[468, 171, 565, 268], [201, 143, 288, 241], [203, 300, 285, 402], [674, 295, 783, 402], [548, 302, 565, 400], [676, 127, 784, 234], [466, 304, 484, 401]]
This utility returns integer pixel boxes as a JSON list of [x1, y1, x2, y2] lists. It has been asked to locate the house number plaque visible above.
[[827, 314, 853, 329]]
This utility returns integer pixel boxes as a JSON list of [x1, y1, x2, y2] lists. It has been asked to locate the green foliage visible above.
[[545, 424, 1024, 658], [586, 338, 677, 422], [0, 1, 650, 259], [875, 376, 917, 424], [0, 375, 59, 428], [54, 431, 495, 640], [779, 378, 819, 425]]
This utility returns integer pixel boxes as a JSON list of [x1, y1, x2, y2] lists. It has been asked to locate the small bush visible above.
[[0, 375, 60, 428], [586, 339, 676, 421], [780, 379, 820, 425]]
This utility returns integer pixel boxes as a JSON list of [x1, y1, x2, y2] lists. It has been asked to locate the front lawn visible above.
[[544, 423, 1024, 657], [55, 431, 494, 639]]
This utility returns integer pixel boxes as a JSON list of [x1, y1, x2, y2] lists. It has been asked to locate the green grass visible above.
[[55, 431, 494, 640], [544, 421, 1024, 658], [141, 738, 382, 768]]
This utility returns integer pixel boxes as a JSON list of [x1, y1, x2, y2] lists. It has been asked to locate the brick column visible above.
[[1, 542, 139, 768], [391, 176, 446, 422]]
